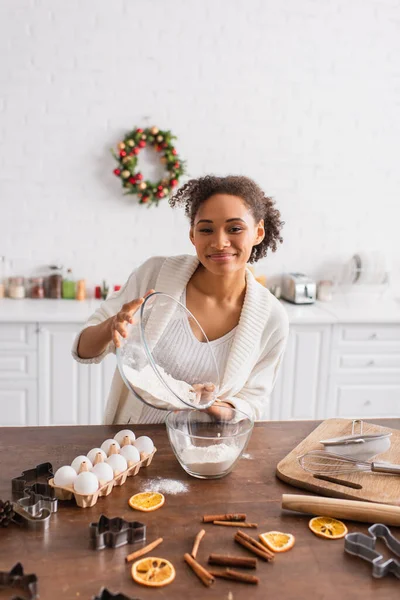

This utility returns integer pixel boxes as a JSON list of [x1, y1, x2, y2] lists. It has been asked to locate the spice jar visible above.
[[30, 277, 45, 299], [8, 277, 26, 299], [75, 279, 86, 301], [48, 265, 63, 299], [62, 268, 76, 299], [0, 256, 8, 299]]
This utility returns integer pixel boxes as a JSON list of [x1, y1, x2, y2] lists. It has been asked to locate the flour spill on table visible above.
[[140, 477, 189, 495], [241, 453, 253, 460]]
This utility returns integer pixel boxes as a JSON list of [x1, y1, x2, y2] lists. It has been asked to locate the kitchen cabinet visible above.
[[324, 324, 400, 419], [269, 325, 331, 420], [0, 321, 115, 426], [37, 323, 115, 426]]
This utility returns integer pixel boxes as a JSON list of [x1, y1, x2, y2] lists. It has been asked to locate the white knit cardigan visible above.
[[72, 255, 289, 424]]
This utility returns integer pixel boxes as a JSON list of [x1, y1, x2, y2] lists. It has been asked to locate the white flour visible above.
[[123, 364, 197, 410], [241, 453, 253, 460], [179, 443, 239, 476], [140, 477, 189, 495]]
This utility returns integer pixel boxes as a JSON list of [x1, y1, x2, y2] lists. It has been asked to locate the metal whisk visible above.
[[298, 450, 400, 476]]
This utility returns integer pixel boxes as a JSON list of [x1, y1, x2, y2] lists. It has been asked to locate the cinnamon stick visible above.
[[234, 533, 274, 562], [213, 521, 257, 528], [209, 569, 259, 585], [125, 537, 163, 563], [184, 553, 215, 587], [236, 530, 275, 558], [208, 554, 256, 569], [203, 513, 246, 523], [191, 529, 206, 559]]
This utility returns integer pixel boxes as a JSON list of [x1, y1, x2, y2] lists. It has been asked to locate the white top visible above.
[[72, 254, 289, 423], [139, 289, 236, 424]]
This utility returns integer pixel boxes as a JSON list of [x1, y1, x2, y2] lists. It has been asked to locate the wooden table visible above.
[[0, 420, 399, 599]]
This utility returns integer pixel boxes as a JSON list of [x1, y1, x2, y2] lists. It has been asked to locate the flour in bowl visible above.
[[122, 363, 198, 410], [179, 443, 240, 476]]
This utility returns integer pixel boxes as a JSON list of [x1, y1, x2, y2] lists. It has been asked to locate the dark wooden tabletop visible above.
[[0, 420, 399, 600]]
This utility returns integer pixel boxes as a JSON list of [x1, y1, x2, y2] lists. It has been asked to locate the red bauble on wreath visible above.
[[111, 126, 185, 206]]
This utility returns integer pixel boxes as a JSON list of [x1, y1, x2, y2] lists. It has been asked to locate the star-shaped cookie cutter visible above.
[[0, 563, 38, 600], [93, 588, 141, 600], [89, 515, 146, 550], [12, 463, 54, 499], [344, 523, 400, 579]]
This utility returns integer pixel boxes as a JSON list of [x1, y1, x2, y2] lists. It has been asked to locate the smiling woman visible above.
[[72, 175, 289, 425]]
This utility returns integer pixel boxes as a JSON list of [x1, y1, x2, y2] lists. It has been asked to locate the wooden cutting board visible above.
[[276, 418, 400, 505]]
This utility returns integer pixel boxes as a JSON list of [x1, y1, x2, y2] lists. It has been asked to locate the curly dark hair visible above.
[[169, 175, 284, 263]]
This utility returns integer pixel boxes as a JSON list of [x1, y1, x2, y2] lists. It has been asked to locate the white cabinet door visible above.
[[37, 323, 115, 426], [0, 380, 38, 426], [88, 353, 116, 425], [271, 325, 331, 420], [38, 323, 89, 425]]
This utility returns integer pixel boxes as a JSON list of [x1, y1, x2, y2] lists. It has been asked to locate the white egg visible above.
[[54, 465, 77, 487], [134, 436, 154, 456], [91, 462, 114, 483], [120, 444, 140, 466], [73, 471, 99, 495], [100, 439, 120, 456], [87, 447, 107, 464], [71, 455, 93, 474], [114, 429, 136, 446], [106, 454, 128, 475]]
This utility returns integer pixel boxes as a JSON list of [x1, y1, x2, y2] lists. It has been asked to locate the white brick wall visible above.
[[1, 0, 399, 292]]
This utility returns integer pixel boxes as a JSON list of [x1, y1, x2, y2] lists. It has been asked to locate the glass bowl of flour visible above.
[[116, 292, 220, 412], [166, 407, 254, 479]]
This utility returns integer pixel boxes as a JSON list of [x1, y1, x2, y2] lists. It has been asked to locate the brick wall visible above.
[[1, 0, 399, 292]]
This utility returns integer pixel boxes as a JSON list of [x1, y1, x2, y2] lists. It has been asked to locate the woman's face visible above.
[[190, 194, 265, 275]]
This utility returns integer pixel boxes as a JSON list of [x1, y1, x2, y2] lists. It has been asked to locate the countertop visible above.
[[1, 292, 400, 324], [1, 419, 399, 599]]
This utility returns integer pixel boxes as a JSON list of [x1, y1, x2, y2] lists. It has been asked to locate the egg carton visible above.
[[48, 448, 156, 508]]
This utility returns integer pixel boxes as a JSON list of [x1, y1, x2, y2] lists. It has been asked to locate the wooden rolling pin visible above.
[[282, 494, 400, 526]]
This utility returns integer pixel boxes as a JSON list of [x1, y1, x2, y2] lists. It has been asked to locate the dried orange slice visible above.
[[259, 531, 295, 553], [128, 492, 165, 512], [308, 516, 348, 539], [132, 556, 175, 587]]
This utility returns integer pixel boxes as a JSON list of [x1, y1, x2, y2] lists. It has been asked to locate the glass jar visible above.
[[0, 256, 6, 299], [30, 277, 45, 299], [75, 279, 86, 301], [8, 277, 26, 299], [48, 265, 63, 299], [62, 268, 76, 299]]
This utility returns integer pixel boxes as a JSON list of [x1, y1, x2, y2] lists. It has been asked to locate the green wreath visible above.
[[111, 126, 185, 205]]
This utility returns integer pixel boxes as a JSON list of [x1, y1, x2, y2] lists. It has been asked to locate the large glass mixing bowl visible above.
[[166, 407, 254, 479], [116, 292, 220, 411]]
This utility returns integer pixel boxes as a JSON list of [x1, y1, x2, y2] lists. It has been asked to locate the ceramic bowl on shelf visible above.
[[166, 407, 254, 479], [116, 292, 220, 412]]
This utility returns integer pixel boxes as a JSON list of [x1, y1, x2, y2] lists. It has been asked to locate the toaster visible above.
[[281, 273, 316, 304]]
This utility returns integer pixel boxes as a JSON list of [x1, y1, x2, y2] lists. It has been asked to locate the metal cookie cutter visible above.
[[12, 502, 52, 530], [17, 484, 58, 516], [344, 523, 400, 579], [12, 462, 54, 499], [93, 588, 141, 600], [90, 515, 146, 550], [0, 562, 38, 600]]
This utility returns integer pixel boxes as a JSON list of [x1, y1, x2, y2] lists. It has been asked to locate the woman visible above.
[[72, 175, 289, 424]]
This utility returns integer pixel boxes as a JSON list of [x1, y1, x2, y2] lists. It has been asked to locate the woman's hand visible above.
[[206, 400, 235, 421], [111, 289, 154, 348]]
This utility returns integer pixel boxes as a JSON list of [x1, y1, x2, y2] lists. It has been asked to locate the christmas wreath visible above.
[[111, 126, 185, 205]]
